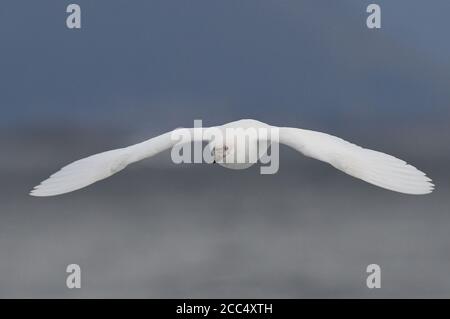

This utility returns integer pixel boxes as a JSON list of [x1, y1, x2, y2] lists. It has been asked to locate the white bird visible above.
[[30, 119, 434, 196]]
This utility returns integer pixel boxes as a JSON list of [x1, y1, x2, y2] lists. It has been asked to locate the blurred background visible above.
[[1, 0, 449, 298]]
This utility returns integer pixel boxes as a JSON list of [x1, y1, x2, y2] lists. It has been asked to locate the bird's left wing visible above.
[[278, 127, 434, 195]]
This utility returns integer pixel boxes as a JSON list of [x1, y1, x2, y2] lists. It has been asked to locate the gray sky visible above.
[[1, 1, 449, 131]]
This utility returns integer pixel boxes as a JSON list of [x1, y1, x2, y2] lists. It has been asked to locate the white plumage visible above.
[[30, 119, 434, 196]]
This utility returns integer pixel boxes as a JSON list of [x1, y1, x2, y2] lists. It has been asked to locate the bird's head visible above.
[[211, 144, 234, 164], [209, 131, 260, 169]]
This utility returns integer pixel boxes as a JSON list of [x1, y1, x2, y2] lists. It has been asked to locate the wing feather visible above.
[[279, 128, 434, 195], [30, 128, 207, 197]]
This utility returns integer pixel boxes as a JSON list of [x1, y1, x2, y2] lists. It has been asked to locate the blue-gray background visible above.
[[1, 0, 449, 298]]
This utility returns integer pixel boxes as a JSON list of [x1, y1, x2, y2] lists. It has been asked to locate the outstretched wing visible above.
[[279, 127, 434, 195], [30, 128, 208, 197]]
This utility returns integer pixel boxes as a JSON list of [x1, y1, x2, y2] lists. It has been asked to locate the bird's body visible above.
[[30, 119, 434, 196]]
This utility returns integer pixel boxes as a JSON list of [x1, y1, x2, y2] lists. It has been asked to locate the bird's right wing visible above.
[[30, 128, 208, 197], [279, 127, 434, 195]]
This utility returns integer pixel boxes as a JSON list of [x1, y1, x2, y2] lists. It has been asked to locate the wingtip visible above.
[[29, 185, 38, 196], [403, 179, 435, 195], [29, 182, 61, 197], [425, 180, 435, 194], [29, 185, 47, 197]]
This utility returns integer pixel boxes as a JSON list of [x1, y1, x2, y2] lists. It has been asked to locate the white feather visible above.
[[30, 120, 434, 196], [30, 148, 131, 197], [30, 128, 208, 197], [279, 127, 434, 195]]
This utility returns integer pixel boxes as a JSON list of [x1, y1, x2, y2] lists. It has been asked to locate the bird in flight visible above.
[[30, 119, 434, 196]]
